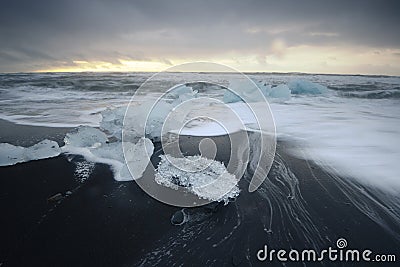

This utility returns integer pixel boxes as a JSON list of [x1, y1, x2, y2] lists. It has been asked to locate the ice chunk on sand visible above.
[[124, 88, 198, 141], [124, 101, 169, 142], [62, 127, 154, 181], [64, 126, 108, 147], [155, 154, 240, 204], [99, 86, 199, 142], [0, 143, 24, 166], [0, 139, 61, 166], [288, 79, 328, 95], [124, 137, 154, 179], [100, 106, 126, 140], [23, 139, 61, 160]]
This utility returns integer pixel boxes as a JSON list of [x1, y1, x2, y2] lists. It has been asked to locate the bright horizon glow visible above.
[[37, 60, 171, 73], [34, 45, 400, 76]]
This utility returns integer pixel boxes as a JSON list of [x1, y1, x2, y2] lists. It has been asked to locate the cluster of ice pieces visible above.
[[223, 79, 327, 103], [155, 154, 240, 204], [0, 125, 154, 182]]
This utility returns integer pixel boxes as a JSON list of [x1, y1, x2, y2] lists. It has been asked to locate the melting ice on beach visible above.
[[155, 154, 240, 204], [0, 72, 400, 196]]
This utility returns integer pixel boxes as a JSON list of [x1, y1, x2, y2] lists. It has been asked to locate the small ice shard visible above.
[[0, 139, 61, 166], [155, 154, 240, 204]]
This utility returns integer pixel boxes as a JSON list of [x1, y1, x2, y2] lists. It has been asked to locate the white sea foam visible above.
[[270, 97, 400, 192], [74, 161, 95, 183], [168, 101, 251, 136], [0, 73, 399, 194], [168, 101, 270, 136]]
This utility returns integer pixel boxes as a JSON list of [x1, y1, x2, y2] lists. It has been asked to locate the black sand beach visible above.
[[0, 121, 399, 266], [0, 119, 71, 147]]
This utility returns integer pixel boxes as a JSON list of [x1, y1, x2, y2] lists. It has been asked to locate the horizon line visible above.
[[0, 70, 398, 78]]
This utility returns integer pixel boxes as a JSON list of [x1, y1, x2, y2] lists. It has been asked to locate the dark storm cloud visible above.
[[0, 0, 399, 72]]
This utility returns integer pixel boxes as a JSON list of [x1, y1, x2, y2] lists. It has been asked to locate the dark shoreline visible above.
[[0, 120, 399, 266], [0, 119, 71, 147]]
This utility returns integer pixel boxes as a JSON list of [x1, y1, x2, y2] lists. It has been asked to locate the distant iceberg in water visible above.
[[223, 79, 327, 103], [288, 79, 328, 95]]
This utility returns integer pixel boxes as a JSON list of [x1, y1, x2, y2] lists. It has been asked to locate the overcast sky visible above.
[[1, 0, 400, 74]]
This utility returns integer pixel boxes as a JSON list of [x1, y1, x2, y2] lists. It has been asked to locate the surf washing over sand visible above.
[[0, 72, 399, 193]]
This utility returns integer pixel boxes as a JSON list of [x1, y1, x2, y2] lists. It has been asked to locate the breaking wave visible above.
[[338, 88, 400, 99]]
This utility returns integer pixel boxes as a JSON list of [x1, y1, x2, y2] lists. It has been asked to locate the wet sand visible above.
[[0, 121, 399, 266], [0, 119, 70, 146]]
